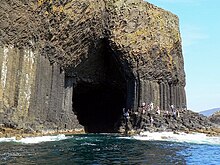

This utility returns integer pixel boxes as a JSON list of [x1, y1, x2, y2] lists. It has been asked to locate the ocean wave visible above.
[[132, 131, 220, 145], [117, 136, 133, 140], [0, 134, 69, 144]]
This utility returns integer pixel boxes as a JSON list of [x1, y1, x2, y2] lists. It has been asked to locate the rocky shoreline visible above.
[[122, 109, 220, 137], [0, 126, 85, 140], [1, 109, 220, 140]]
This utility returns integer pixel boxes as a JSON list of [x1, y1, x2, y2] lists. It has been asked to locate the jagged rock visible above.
[[209, 111, 220, 125], [0, 0, 187, 133], [126, 109, 216, 133]]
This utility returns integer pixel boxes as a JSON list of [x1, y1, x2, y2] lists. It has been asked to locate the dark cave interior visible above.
[[73, 82, 125, 133], [71, 40, 128, 133]]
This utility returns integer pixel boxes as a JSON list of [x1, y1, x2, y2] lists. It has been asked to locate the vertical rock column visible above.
[[138, 79, 161, 109], [47, 63, 65, 123], [163, 83, 167, 110], [138, 80, 186, 111], [63, 77, 75, 114], [29, 55, 53, 123], [139, 79, 145, 106], [62, 76, 82, 129], [0, 46, 37, 123], [159, 82, 164, 110], [30, 55, 82, 130], [170, 84, 174, 106], [182, 85, 187, 108], [17, 49, 37, 118], [126, 78, 136, 110]]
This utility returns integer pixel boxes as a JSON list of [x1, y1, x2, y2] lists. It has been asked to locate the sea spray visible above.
[[132, 131, 220, 145], [0, 134, 69, 144]]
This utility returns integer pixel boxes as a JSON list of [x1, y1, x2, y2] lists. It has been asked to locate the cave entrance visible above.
[[71, 40, 127, 133], [73, 82, 125, 133]]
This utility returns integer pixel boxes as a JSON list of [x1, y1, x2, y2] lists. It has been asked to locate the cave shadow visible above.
[[65, 39, 136, 133]]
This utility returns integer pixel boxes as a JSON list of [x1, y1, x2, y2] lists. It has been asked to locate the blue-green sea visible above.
[[0, 133, 220, 165]]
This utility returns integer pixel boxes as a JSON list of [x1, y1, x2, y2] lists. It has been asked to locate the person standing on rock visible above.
[[150, 116, 154, 127], [123, 109, 130, 123], [177, 109, 180, 118], [149, 102, 154, 111], [165, 109, 169, 118], [169, 104, 175, 119], [156, 106, 160, 115], [141, 102, 147, 115], [123, 108, 130, 134], [170, 104, 175, 112], [173, 109, 177, 120], [165, 107, 171, 119]]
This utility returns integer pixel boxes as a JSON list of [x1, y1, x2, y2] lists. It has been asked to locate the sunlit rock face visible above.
[[0, 0, 186, 133]]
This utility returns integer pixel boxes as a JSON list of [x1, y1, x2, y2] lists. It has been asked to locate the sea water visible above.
[[0, 132, 220, 165]]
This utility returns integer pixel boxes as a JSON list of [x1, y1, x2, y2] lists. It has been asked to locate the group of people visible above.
[[140, 102, 186, 118], [122, 102, 186, 128], [140, 102, 159, 114], [168, 104, 180, 119], [140, 102, 185, 124]]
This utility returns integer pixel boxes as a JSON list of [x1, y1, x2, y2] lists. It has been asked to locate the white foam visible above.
[[0, 134, 69, 144], [118, 136, 133, 140], [81, 142, 96, 146], [133, 131, 220, 145], [0, 137, 17, 143]]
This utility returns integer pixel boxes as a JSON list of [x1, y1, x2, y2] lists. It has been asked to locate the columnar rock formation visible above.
[[0, 0, 186, 132]]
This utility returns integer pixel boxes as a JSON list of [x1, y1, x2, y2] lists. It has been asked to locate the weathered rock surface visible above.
[[209, 111, 220, 125], [136, 109, 213, 132], [0, 124, 84, 139], [0, 0, 188, 133], [119, 108, 220, 136]]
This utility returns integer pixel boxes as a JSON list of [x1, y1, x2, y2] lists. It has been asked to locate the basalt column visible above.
[[138, 80, 186, 111]]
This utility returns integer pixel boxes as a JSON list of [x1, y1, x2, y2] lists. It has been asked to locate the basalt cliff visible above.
[[0, 0, 187, 133]]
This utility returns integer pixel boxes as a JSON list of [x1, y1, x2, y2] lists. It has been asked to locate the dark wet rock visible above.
[[123, 109, 216, 134]]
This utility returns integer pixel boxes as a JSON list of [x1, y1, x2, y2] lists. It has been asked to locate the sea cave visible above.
[[66, 39, 132, 133]]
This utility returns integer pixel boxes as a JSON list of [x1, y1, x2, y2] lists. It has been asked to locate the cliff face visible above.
[[0, 0, 186, 132], [106, 0, 186, 110]]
